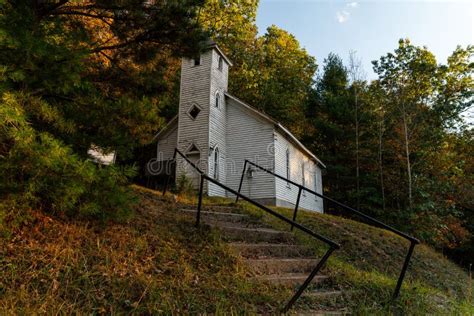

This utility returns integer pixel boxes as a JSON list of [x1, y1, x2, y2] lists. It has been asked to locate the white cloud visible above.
[[336, 10, 350, 23], [346, 2, 359, 8]]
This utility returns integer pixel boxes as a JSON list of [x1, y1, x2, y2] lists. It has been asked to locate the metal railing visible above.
[[163, 149, 340, 312], [236, 159, 420, 300]]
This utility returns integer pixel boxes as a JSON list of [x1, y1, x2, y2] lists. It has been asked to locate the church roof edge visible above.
[[224, 93, 326, 168], [203, 39, 233, 67]]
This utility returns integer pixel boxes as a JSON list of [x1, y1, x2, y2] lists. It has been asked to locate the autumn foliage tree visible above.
[[308, 41, 473, 264]]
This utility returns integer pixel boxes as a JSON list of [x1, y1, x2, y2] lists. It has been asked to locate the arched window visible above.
[[215, 92, 220, 108], [302, 162, 305, 187], [218, 56, 223, 71], [286, 148, 290, 180], [213, 148, 219, 180], [302, 162, 306, 196], [314, 170, 318, 201]]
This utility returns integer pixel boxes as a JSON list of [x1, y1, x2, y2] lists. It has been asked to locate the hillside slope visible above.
[[237, 201, 473, 314], [1, 186, 472, 314]]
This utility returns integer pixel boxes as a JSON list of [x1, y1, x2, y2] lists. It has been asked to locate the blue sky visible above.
[[256, 0, 473, 80]]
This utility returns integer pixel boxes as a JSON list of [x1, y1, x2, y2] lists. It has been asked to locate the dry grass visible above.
[[1, 186, 472, 315], [0, 187, 288, 314]]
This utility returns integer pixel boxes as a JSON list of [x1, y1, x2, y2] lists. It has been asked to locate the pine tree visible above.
[[0, 0, 207, 219]]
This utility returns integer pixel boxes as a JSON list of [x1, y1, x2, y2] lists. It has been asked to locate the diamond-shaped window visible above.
[[188, 104, 201, 120]]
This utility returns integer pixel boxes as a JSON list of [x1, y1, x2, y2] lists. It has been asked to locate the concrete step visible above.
[[180, 210, 267, 229], [255, 273, 328, 286], [245, 258, 320, 275], [180, 209, 251, 224], [213, 225, 295, 243], [229, 242, 315, 259], [180, 203, 242, 213]]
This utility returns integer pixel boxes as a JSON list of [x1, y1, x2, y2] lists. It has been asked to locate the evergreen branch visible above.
[[50, 10, 114, 27]]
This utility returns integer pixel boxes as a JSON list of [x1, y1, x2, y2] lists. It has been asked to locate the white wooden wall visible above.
[[156, 45, 325, 212], [157, 125, 178, 161], [273, 131, 324, 212], [208, 49, 229, 196], [226, 99, 276, 200], [175, 50, 213, 186]]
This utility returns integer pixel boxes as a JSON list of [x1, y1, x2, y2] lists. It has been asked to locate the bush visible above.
[[175, 173, 195, 195]]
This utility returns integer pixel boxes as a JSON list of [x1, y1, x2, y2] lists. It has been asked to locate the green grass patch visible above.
[[233, 199, 474, 314]]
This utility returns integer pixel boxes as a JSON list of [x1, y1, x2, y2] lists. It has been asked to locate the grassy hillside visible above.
[[236, 202, 473, 314], [0, 188, 287, 314], [1, 186, 472, 314]]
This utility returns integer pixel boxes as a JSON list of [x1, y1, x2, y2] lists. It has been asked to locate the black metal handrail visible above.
[[236, 159, 419, 300], [163, 149, 340, 312]]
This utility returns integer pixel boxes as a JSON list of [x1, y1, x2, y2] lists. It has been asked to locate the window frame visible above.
[[314, 169, 319, 201], [187, 103, 202, 120], [213, 147, 219, 180], [302, 162, 306, 196], [218, 55, 223, 71], [215, 91, 220, 109], [193, 55, 201, 66], [285, 148, 291, 188]]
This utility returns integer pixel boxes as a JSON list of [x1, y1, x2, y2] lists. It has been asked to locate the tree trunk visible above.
[[378, 117, 386, 211], [401, 103, 413, 209], [355, 90, 360, 210], [348, 52, 363, 211]]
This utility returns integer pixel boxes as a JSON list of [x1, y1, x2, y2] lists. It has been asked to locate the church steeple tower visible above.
[[176, 41, 232, 189]]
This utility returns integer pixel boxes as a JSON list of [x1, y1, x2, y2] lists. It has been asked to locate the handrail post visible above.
[[393, 241, 417, 299], [235, 160, 247, 203], [291, 187, 303, 231], [196, 175, 204, 227], [282, 246, 336, 313], [202, 173, 340, 312]]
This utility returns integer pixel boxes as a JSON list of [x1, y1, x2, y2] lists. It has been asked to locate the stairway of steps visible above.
[[179, 205, 348, 315]]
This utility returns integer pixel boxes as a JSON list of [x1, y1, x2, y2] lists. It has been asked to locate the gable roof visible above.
[[225, 93, 326, 168], [204, 39, 233, 66], [153, 115, 178, 141]]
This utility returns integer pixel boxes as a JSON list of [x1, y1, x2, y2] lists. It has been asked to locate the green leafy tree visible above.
[[199, 2, 315, 136], [373, 39, 439, 209], [249, 26, 316, 136], [306, 53, 355, 204]]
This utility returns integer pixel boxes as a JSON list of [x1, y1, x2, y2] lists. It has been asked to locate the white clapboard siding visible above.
[[154, 43, 325, 213], [208, 49, 230, 196], [175, 51, 213, 185], [157, 124, 178, 161], [226, 98, 276, 200], [274, 131, 323, 212]]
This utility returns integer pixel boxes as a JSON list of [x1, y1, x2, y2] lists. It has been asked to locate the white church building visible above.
[[153, 41, 326, 212]]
